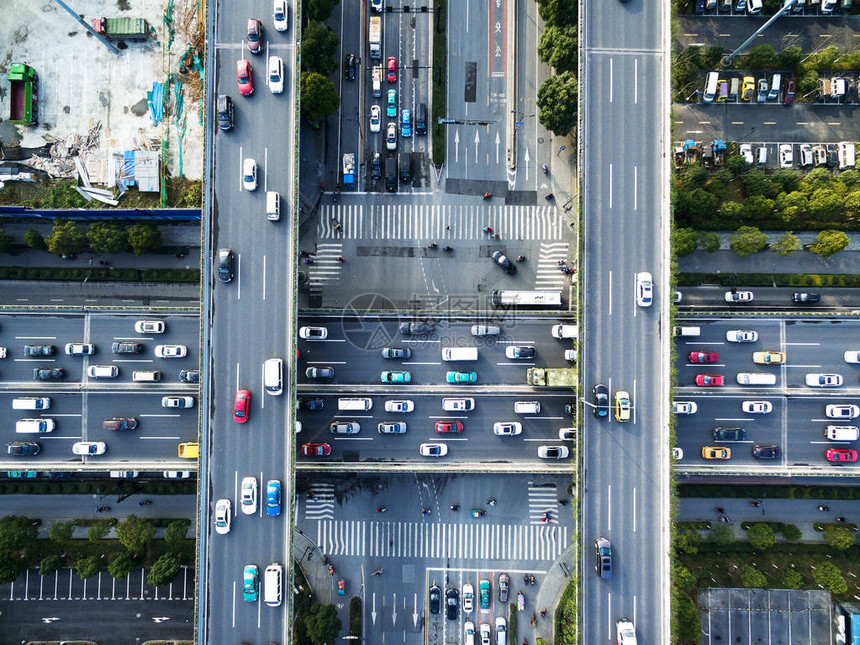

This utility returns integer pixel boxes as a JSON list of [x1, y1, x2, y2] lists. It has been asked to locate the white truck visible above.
[[369, 16, 382, 59]]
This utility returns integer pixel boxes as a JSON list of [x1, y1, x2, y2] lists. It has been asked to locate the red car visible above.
[[695, 374, 724, 387], [234, 389, 250, 423], [688, 351, 718, 363], [826, 448, 858, 463], [237, 59, 253, 96], [301, 443, 332, 457], [434, 420, 463, 433], [387, 56, 397, 82]]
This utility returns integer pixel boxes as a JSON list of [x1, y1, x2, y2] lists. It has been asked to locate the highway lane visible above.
[[581, 0, 670, 643], [203, 1, 298, 642]]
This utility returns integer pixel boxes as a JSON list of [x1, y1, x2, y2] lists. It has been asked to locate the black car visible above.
[[112, 342, 143, 354], [429, 585, 441, 614], [792, 292, 820, 304], [445, 588, 459, 620], [344, 53, 356, 80], [592, 384, 609, 418], [218, 248, 234, 283], [712, 427, 746, 441], [594, 537, 612, 579], [33, 367, 64, 381], [382, 347, 412, 359], [370, 151, 382, 179], [753, 444, 780, 459], [827, 144, 838, 168], [491, 250, 516, 274], [24, 344, 55, 357], [6, 441, 40, 456], [306, 366, 334, 380], [298, 397, 325, 410], [179, 369, 200, 383], [399, 322, 434, 335], [564, 402, 576, 417], [694, 0, 705, 13]]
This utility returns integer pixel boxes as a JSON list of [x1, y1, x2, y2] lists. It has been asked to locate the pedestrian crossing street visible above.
[[319, 204, 566, 240], [315, 520, 569, 562], [305, 483, 336, 520], [527, 483, 560, 524], [535, 243, 573, 289], [307, 244, 344, 291]]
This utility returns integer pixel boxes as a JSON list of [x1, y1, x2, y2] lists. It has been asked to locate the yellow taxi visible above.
[[615, 391, 631, 422], [752, 351, 785, 365], [702, 446, 731, 460]]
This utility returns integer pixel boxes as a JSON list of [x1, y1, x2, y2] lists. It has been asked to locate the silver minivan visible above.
[[264, 563, 283, 607]]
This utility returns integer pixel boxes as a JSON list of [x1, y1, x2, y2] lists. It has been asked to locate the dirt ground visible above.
[[0, 0, 205, 182]]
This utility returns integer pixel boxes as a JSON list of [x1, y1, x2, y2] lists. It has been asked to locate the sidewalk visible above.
[[677, 231, 860, 275]]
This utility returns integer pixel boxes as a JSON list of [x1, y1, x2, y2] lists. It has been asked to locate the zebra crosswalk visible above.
[[535, 243, 572, 289], [307, 244, 344, 292], [528, 483, 559, 524], [319, 204, 565, 240], [305, 483, 336, 520], [316, 519, 569, 562]]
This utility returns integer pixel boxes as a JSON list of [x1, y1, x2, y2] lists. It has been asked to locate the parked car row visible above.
[[5, 440, 107, 457], [692, 0, 844, 16], [701, 72, 794, 105]]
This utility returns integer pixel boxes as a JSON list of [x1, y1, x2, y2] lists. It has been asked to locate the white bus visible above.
[[491, 290, 563, 308]]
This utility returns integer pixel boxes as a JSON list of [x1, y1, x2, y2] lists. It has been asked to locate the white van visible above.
[[756, 146, 767, 168], [736, 372, 777, 385], [514, 401, 541, 414], [264, 562, 283, 607], [442, 398, 475, 412], [768, 74, 781, 100], [825, 425, 859, 441], [12, 397, 50, 410], [673, 326, 701, 337], [133, 370, 161, 382], [703, 72, 719, 103], [551, 324, 578, 339], [16, 418, 55, 433], [338, 397, 372, 411], [441, 347, 478, 361], [264, 358, 283, 396], [747, 0, 762, 13], [838, 142, 855, 170], [266, 191, 280, 221]]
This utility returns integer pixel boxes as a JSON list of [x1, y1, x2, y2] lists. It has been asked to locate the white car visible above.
[[799, 143, 813, 168], [743, 400, 773, 414], [464, 622, 475, 645], [779, 143, 793, 168], [163, 471, 192, 479], [635, 272, 653, 307], [419, 443, 448, 457], [241, 476, 258, 515], [371, 0, 384, 10], [386, 122, 397, 150], [672, 447, 684, 461], [155, 344, 187, 358], [162, 395, 195, 409], [273, 0, 289, 30], [471, 325, 501, 336], [726, 330, 758, 343], [493, 422, 522, 436], [495, 617, 506, 645], [385, 399, 415, 413], [72, 441, 106, 455], [844, 351, 860, 363], [214, 498, 232, 534], [739, 143, 753, 165], [462, 584, 474, 613], [558, 428, 576, 441], [65, 342, 95, 355], [806, 373, 843, 388], [673, 401, 697, 415], [725, 290, 753, 303], [87, 365, 118, 379], [537, 445, 569, 459], [268, 55, 284, 94], [826, 404, 860, 419], [299, 326, 328, 340], [370, 105, 382, 133], [243, 158, 258, 191], [616, 619, 637, 645], [134, 320, 165, 334]]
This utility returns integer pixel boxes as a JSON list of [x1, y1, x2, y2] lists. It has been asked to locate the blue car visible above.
[[266, 480, 281, 516], [243, 564, 259, 602], [381, 371, 412, 383], [387, 89, 397, 117], [7, 471, 37, 479], [400, 109, 412, 137], [446, 371, 477, 384]]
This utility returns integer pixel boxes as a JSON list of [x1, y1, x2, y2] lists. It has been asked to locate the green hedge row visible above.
[[677, 272, 860, 288], [0, 480, 197, 495], [0, 266, 200, 283]]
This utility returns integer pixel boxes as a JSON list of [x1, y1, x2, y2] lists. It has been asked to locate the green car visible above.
[[387, 89, 397, 117], [243, 564, 259, 602], [381, 371, 411, 383], [447, 371, 477, 384], [479, 579, 490, 609]]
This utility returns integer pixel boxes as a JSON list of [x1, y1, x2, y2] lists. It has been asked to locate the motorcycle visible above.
[[835, 517, 847, 523], [421, 508, 432, 516], [818, 505, 830, 512], [545, 193, 554, 200], [450, 505, 460, 511], [487, 499, 496, 506], [516, 256, 526, 262], [471, 509, 487, 517], [375, 507, 387, 513], [542, 164, 548, 174], [483, 192, 492, 200]]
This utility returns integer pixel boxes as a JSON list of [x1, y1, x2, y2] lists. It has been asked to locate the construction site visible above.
[[0, 0, 207, 206]]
